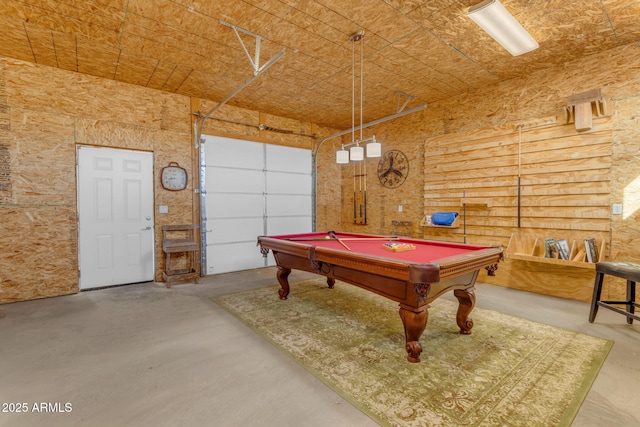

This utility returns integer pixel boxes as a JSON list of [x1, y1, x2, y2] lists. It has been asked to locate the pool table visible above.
[[257, 231, 503, 362]]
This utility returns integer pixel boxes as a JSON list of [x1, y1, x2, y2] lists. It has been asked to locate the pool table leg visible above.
[[399, 305, 428, 363], [327, 277, 335, 289], [454, 288, 476, 335], [276, 266, 291, 300]]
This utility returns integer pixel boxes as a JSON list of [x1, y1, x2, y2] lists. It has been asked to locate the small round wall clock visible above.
[[161, 162, 188, 191], [377, 150, 409, 188]]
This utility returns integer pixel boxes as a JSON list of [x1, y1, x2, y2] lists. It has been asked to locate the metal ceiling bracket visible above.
[[219, 20, 267, 76], [197, 22, 286, 129], [396, 91, 415, 113]]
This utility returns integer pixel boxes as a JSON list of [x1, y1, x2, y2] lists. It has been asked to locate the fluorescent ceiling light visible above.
[[467, 0, 539, 56]]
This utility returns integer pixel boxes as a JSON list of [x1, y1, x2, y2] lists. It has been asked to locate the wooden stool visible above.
[[589, 262, 640, 324], [162, 224, 200, 288]]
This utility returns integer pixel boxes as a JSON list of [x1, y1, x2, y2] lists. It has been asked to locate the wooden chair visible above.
[[589, 262, 640, 324], [162, 224, 200, 288]]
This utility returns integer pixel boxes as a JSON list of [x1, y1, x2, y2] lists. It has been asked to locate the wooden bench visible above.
[[589, 262, 640, 324], [162, 224, 200, 287]]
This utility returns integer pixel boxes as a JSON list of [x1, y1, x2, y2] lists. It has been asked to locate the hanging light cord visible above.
[[351, 35, 356, 147], [517, 124, 523, 228]]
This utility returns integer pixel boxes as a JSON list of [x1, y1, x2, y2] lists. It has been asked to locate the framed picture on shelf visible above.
[[544, 238, 559, 259], [584, 238, 599, 263], [556, 239, 570, 260]]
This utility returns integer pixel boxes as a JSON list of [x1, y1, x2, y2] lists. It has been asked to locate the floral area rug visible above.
[[214, 278, 612, 427]]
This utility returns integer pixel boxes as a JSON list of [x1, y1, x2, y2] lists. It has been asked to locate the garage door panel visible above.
[[266, 144, 310, 173], [208, 137, 264, 169], [267, 216, 311, 236], [206, 242, 265, 274], [267, 194, 311, 216], [266, 171, 311, 194], [207, 167, 264, 193], [206, 193, 264, 218], [207, 217, 263, 244]]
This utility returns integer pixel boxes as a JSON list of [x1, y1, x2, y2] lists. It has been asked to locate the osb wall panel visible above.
[[0, 207, 78, 302], [0, 61, 9, 204], [314, 137, 344, 231], [610, 96, 640, 260], [3, 58, 190, 134], [604, 95, 640, 301], [200, 103, 262, 139], [0, 57, 194, 302], [0, 108, 78, 302], [9, 109, 77, 205], [258, 112, 316, 149], [331, 112, 429, 237], [75, 118, 157, 150], [153, 130, 195, 281], [197, 102, 321, 150]]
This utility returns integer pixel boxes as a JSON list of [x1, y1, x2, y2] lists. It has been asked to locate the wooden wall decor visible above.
[[567, 88, 607, 132]]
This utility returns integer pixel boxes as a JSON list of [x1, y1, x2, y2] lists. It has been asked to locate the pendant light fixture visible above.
[[335, 30, 382, 164]]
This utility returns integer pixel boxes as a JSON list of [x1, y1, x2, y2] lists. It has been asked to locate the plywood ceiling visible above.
[[1, 0, 639, 130]]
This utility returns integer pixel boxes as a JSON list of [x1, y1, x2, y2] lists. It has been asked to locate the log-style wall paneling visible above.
[[424, 116, 612, 243], [422, 116, 613, 302]]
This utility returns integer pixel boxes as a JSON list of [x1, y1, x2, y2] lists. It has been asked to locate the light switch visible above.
[[159, 205, 169, 214], [398, 205, 403, 212], [612, 203, 623, 215]]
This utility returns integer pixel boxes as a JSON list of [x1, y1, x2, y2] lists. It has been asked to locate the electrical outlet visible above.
[[159, 205, 168, 214], [612, 203, 623, 215], [398, 205, 403, 212]]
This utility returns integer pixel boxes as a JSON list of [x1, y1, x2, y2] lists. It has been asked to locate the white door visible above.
[[202, 135, 311, 275], [77, 146, 155, 290]]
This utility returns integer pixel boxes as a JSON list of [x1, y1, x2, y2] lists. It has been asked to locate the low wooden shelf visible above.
[[506, 232, 605, 270], [162, 224, 200, 287]]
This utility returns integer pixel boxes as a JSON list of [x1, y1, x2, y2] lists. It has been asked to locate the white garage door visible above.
[[202, 135, 312, 275]]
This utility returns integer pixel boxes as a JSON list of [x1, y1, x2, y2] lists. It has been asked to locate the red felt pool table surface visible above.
[[270, 231, 490, 264]]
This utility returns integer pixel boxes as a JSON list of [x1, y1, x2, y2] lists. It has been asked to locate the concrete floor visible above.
[[0, 267, 638, 427]]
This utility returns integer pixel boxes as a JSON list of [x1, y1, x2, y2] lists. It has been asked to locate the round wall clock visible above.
[[377, 150, 409, 188], [161, 162, 188, 191]]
